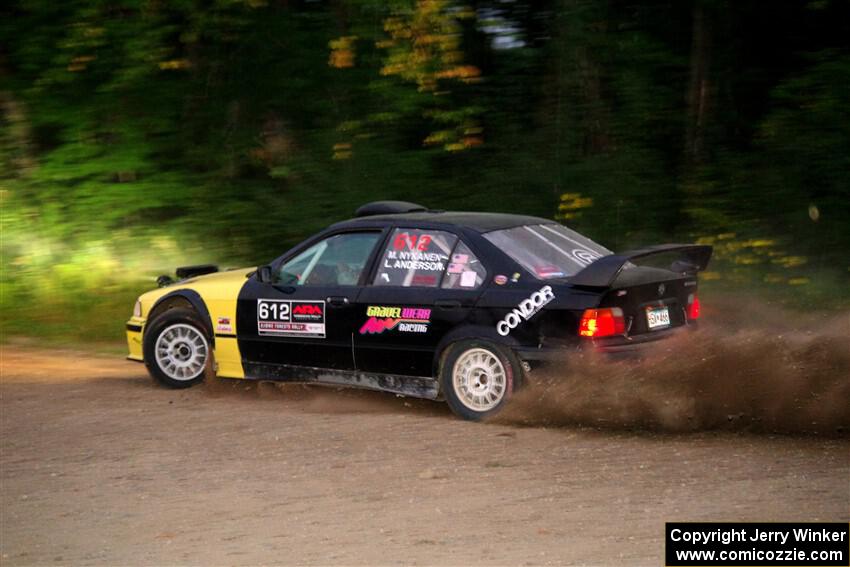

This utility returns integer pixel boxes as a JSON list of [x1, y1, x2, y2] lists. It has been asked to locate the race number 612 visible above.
[[258, 300, 289, 320], [393, 232, 432, 251]]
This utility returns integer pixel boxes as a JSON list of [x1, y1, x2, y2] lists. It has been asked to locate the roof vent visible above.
[[355, 200, 428, 217]]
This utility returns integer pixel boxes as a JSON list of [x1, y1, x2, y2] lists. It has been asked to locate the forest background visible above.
[[1, 0, 848, 342]]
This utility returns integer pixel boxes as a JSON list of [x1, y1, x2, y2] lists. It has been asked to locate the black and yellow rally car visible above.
[[127, 201, 712, 420]]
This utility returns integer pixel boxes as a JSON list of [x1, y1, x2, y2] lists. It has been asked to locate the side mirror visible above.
[[257, 265, 274, 283]]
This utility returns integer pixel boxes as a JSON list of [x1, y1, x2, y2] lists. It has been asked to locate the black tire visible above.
[[439, 339, 521, 421], [143, 307, 213, 389]]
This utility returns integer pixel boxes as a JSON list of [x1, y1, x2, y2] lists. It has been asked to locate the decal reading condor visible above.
[[496, 286, 555, 336], [258, 299, 326, 338], [360, 305, 431, 335]]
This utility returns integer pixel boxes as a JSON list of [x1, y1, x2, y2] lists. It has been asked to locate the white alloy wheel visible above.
[[451, 347, 508, 412], [154, 323, 209, 381]]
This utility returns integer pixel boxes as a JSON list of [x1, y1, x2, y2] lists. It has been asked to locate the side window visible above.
[[373, 229, 457, 288], [441, 241, 486, 289], [277, 232, 381, 286]]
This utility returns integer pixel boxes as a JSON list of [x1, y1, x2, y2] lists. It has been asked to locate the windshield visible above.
[[483, 224, 612, 279]]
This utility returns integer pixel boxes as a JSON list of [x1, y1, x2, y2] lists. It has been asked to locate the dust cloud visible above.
[[498, 296, 850, 435]]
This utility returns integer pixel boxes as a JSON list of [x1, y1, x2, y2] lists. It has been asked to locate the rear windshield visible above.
[[483, 224, 612, 279]]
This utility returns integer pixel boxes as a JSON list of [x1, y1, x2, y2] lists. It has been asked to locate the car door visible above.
[[237, 230, 384, 373], [354, 228, 488, 377]]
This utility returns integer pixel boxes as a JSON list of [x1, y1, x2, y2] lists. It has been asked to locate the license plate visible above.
[[646, 306, 670, 330]]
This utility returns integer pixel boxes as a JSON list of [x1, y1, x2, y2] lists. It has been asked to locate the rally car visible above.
[[127, 201, 712, 420]]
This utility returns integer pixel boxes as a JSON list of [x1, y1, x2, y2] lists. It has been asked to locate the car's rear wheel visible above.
[[440, 340, 519, 421], [144, 308, 212, 388]]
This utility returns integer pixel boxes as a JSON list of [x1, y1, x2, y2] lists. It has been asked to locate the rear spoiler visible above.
[[569, 244, 713, 288]]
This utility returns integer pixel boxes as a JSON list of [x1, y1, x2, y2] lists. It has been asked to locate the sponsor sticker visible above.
[[292, 302, 324, 321], [257, 299, 326, 338], [360, 305, 431, 335], [571, 248, 602, 267], [460, 270, 477, 287], [411, 274, 438, 286], [216, 317, 233, 334], [496, 285, 555, 336], [535, 265, 565, 278], [493, 274, 508, 285]]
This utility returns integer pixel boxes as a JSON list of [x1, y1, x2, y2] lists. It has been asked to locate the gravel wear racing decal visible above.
[[496, 285, 555, 336], [359, 306, 431, 335], [257, 299, 326, 338]]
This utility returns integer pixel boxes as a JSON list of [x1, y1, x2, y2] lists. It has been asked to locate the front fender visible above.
[[146, 289, 214, 345]]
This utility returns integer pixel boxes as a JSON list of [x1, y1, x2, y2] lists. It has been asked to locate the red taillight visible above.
[[579, 307, 626, 338], [687, 294, 700, 320]]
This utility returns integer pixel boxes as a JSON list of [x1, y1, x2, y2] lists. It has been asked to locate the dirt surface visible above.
[[1, 346, 848, 566]]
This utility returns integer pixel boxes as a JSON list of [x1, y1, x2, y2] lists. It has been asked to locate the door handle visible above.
[[435, 300, 462, 309], [326, 296, 350, 307]]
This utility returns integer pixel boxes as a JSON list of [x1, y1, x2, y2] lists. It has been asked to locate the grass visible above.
[[0, 283, 143, 353], [0, 228, 228, 350]]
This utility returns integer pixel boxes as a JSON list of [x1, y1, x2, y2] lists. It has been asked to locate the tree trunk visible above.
[[685, 1, 713, 166]]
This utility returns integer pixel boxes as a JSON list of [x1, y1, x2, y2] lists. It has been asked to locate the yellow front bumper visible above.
[[126, 317, 145, 361], [125, 316, 244, 378]]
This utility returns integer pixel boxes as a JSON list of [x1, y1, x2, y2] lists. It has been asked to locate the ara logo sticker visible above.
[[496, 286, 555, 336], [359, 306, 431, 335], [216, 317, 233, 334], [292, 303, 324, 319]]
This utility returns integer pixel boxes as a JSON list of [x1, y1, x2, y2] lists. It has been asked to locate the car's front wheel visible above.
[[440, 340, 519, 421], [143, 308, 212, 388]]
